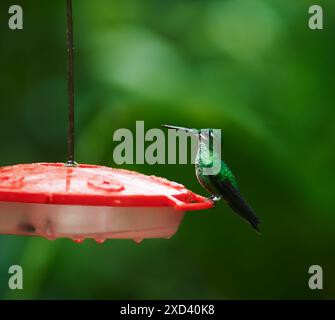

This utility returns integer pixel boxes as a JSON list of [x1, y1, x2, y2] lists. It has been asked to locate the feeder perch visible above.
[[0, 163, 213, 242]]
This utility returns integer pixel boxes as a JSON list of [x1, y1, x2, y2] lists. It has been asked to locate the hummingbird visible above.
[[162, 125, 261, 233]]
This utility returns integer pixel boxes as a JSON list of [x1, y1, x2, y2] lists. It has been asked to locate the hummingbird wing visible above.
[[210, 174, 261, 233]]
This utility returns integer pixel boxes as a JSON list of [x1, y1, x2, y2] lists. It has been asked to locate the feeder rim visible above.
[[0, 162, 214, 211]]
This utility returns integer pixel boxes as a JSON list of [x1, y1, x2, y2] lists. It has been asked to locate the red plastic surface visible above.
[[0, 163, 213, 211]]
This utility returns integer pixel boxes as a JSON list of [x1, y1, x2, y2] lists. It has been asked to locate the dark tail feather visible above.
[[227, 201, 261, 233], [215, 179, 261, 233]]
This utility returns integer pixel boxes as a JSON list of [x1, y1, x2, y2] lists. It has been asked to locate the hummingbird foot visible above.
[[207, 195, 222, 206]]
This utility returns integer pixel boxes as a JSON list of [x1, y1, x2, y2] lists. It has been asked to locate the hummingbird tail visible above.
[[215, 179, 261, 233], [227, 201, 261, 233]]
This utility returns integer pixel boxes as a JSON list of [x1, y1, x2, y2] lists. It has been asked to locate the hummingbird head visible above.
[[161, 125, 217, 141]]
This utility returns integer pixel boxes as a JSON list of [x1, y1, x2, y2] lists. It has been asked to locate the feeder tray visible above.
[[0, 163, 213, 242]]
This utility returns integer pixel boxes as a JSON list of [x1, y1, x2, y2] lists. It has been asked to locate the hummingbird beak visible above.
[[161, 125, 198, 135]]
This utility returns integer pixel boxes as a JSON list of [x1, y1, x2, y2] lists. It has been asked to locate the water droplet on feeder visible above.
[[73, 237, 84, 244], [133, 238, 143, 244], [95, 238, 105, 244]]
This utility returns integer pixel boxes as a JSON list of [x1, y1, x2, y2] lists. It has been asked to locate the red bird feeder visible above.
[[0, 1, 213, 242], [0, 163, 212, 242]]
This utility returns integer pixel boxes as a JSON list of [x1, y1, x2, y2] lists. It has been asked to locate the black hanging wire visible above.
[[66, 0, 76, 166]]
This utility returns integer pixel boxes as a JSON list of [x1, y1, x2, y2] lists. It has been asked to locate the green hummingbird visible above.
[[162, 125, 261, 233]]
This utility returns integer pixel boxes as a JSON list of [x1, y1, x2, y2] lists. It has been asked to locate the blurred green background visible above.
[[0, 0, 334, 299]]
